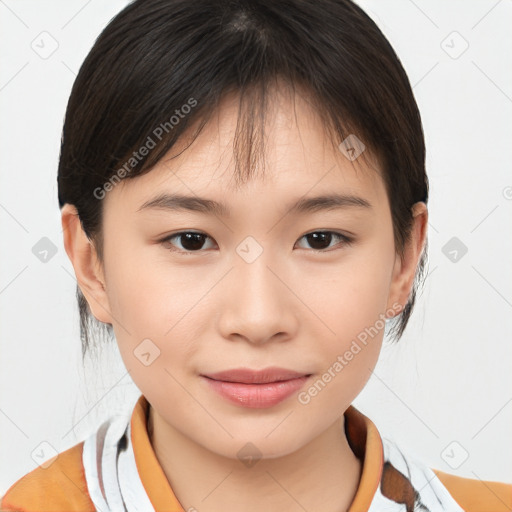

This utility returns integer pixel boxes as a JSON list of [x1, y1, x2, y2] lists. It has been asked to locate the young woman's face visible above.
[[94, 87, 420, 459]]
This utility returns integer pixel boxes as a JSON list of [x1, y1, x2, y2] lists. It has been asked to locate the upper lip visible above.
[[202, 367, 311, 384]]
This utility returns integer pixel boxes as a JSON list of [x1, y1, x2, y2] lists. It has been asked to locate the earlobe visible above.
[[386, 202, 428, 317], [61, 204, 113, 325]]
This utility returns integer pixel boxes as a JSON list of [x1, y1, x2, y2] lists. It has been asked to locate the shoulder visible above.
[[1, 441, 95, 512], [433, 468, 512, 512], [379, 438, 511, 512]]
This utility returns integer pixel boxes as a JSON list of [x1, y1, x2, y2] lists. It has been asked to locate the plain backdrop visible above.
[[1, 0, 511, 496]]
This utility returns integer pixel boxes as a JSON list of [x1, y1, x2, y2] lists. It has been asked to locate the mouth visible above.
[[200, 367, 313, 408]]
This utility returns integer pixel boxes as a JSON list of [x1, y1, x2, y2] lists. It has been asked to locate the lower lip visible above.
[[202, 375, 310, 408]]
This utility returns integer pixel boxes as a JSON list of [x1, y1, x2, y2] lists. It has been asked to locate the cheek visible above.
[[103, 244, 213, 381], [103, 236, 188, 331], [312, 245, 395, 336], [307, 243, 395, 388], [105, 258, 202, 404]]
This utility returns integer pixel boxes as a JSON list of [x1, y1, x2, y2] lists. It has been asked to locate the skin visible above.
[[61, 84, 428, 512]]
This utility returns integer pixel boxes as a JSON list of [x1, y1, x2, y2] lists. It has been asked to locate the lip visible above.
[[201, 367, 312, 408]]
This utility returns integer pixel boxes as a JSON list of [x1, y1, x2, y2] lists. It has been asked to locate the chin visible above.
[[198, 431, 310, 464]]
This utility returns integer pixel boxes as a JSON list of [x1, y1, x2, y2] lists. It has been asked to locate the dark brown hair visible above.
[[57, 0, 429, 357]]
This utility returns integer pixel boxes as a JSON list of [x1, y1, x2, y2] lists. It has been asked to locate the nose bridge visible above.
[[235, 237, 283, 313], [219, 238, 294, 343]]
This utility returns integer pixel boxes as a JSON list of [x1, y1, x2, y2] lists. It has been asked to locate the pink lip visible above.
[[201, 367, 312, 408]]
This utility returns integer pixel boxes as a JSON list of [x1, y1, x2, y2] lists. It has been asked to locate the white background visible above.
[[0, 0, 511, 496]]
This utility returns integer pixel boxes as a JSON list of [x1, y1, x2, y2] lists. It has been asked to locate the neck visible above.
[[147, 406, 362, 512]]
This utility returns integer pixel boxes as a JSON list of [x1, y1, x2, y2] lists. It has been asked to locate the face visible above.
[[67, 86, 423, 460]]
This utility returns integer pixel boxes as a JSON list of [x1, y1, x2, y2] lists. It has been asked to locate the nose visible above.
[[217, 252, 298, 345]]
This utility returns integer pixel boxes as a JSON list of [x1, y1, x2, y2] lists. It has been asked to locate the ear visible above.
[[386, 202, 428, 317], [61, 204, 113, 324]]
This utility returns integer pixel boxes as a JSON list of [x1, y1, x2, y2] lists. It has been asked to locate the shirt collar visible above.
[[129, 394, 384, 511]]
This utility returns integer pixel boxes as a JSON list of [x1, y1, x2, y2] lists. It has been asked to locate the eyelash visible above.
[[159, 230, 354, 255]]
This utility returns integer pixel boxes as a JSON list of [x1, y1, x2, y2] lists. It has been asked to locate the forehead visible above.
[[104, 86, 386, 215]]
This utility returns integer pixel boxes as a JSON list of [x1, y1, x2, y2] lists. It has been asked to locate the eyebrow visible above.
[[137, 192, 372, 217]]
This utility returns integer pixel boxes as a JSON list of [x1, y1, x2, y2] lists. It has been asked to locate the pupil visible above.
[[307, 232, 331, 250], [182, 233, 205, 251]]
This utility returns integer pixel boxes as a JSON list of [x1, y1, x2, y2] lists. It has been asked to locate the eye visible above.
[[295, 231, 353, 252], [161, 231, 216, 253], [160, 230, 353, 254]]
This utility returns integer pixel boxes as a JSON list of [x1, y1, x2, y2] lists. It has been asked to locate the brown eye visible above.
[[162, 232, 215, 252], [296, 231, 353, 252]]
